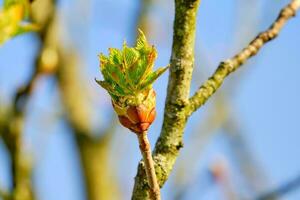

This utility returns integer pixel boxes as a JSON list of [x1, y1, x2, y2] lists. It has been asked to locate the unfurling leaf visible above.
[[139, 65, 170, 90]]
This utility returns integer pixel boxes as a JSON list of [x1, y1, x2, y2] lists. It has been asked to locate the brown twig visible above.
[[137, 131, 161, 200]]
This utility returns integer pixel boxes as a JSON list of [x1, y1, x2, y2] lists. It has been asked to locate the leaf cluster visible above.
[[0, 0, 39, 45], [96, 30, 168, 100]]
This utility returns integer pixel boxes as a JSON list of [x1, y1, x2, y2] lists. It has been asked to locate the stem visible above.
[[137, 131, 160, 200]]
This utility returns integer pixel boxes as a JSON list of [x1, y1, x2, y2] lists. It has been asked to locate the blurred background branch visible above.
[[0, 0, 56, 199], [257, 174, 300, 200], [56, 50, 120, 200], [1, 0, 121, 199]]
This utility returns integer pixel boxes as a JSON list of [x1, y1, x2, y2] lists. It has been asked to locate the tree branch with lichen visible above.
[[132, 0, 300, 199], [187, 0, 300, 115]]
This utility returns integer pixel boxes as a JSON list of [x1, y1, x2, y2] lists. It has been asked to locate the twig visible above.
[[130, 1, 162, 198], [187, 0, 300, 115], [137, 131, 161, 200], [224, 115, 273, 197], [256, 174, 300, 200]]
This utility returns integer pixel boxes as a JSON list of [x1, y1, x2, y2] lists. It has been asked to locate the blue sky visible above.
[[1, 0, 300, 199]]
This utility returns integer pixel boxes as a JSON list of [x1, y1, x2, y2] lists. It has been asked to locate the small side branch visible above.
[[256, 174, 300, 200], [137, 131, 161, 200], [187, 0, 300, 115]]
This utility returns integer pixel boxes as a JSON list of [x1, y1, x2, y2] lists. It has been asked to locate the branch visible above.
[[187, 0, 300, 115], [256, 174, 300, 200], [132, 0, 300, 198], [56, 47, 120, 200], [74, 120, 120, 200], [0, 188, 10, 200], [132, 0, 201, 199]]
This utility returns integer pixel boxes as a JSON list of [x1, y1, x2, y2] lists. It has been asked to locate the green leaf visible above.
[[97, 29, 169, 98], [139, 65, 169, 90], [95, 79, 129, 97], [123, 47, 139, 68], [130, 55, 148, 85], [136, 29, 148, 50], [99, 53, 109, 69], [0, 2, 38, 45], [138, 47, 157, 81], [95, 79, 111, 91], [101, 66, 131, 95], [15, 23, 39, 35], [109, 48, 123, 65], [4, 0, 31, 17], [122, 45, 139, 87]]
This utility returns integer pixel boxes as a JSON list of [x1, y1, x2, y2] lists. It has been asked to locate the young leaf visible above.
[[139, 65, 169, 90], [109, 48, 123, 65], [97, 29, 169, 100], [136, 29, 148, 50], [95, 78, 128, 96], [123, 46, 139, 69]]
